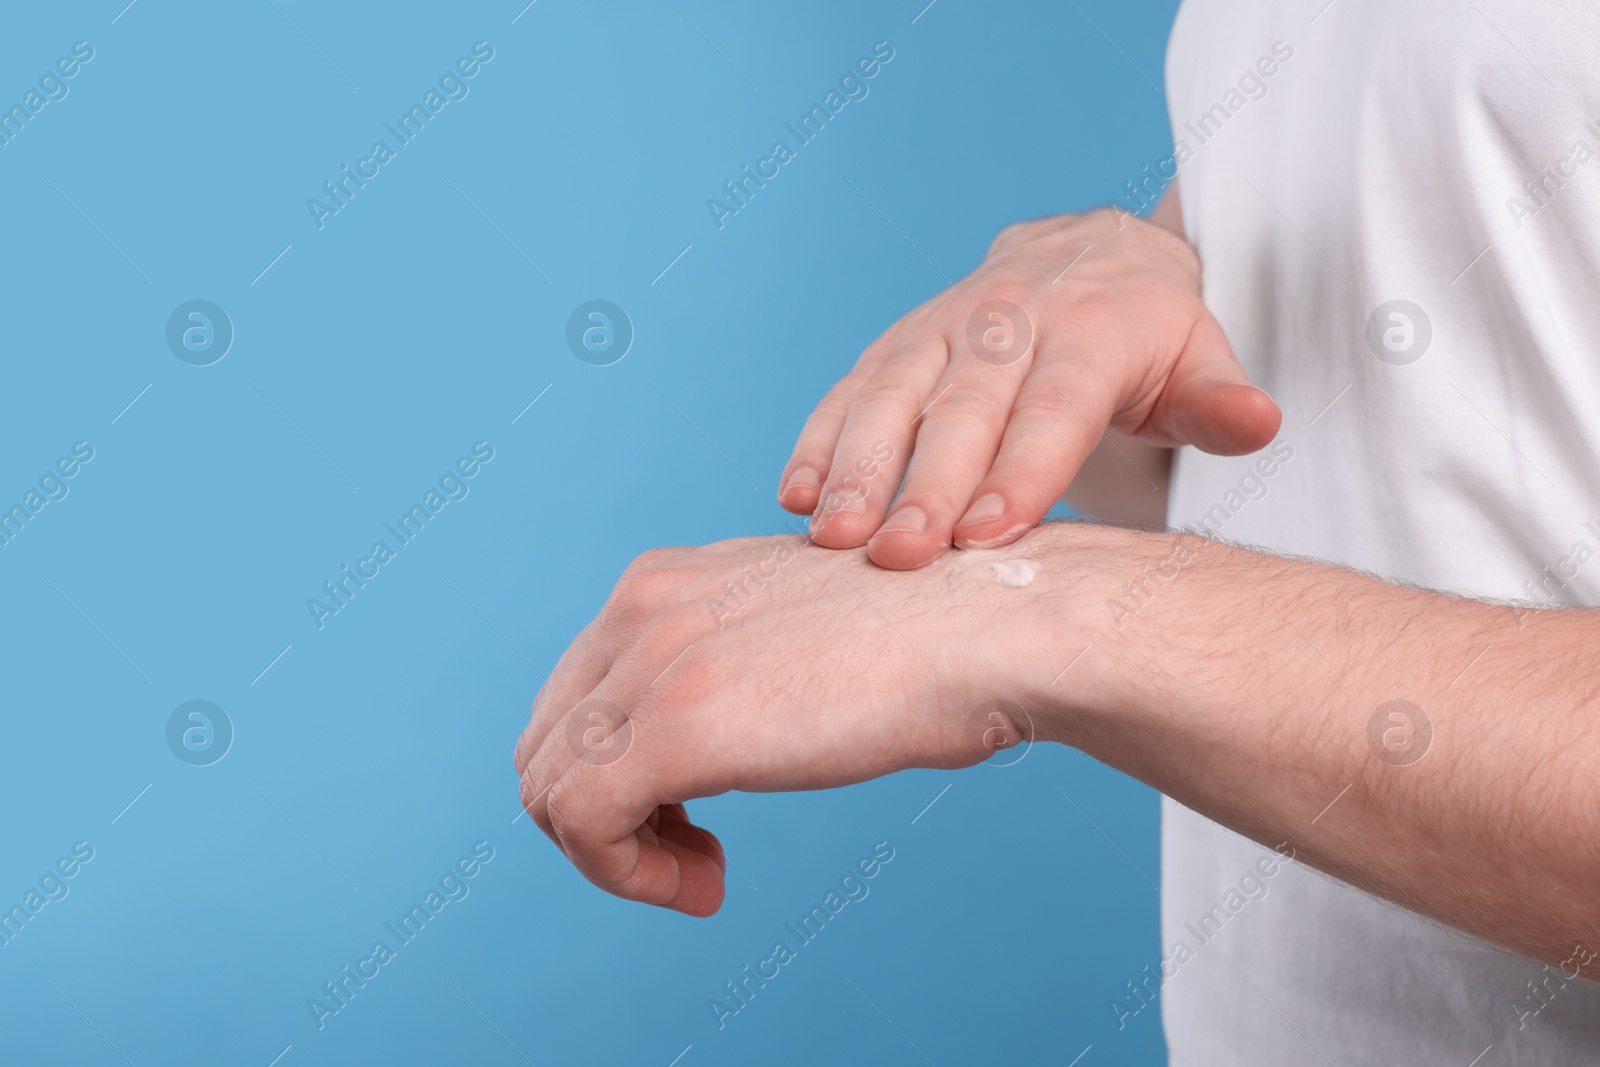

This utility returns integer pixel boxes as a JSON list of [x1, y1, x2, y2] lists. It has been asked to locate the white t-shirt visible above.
[[1158, 0, 1600, 1062]]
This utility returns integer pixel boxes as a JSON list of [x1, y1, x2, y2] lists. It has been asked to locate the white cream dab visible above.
[[990, 558, 1040, 588], [952, 548, 1040, 588]]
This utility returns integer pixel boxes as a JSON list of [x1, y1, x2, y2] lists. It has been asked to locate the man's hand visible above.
[[512, 534, 1066, 916], [779, 207, 1281, 569], [517, 523, 1600, 975]]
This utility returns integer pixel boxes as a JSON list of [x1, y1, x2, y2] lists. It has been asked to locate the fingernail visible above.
[[960, 493, 1006, 527], [784, 466, 820, 495], [876, 506, 927, 536]]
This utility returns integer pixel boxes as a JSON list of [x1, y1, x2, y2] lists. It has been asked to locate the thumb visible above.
[[1150, 310, 1281, 455]]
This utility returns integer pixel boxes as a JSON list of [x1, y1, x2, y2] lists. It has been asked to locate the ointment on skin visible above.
[[951, 548, 1041, 588], [990, 558, 1040, 588]]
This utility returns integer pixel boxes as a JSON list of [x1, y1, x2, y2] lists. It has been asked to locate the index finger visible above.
[[544, 732, 730, 916], [513, 616, 609, 776]]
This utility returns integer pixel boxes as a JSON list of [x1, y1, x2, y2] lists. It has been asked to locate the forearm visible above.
[[1021, 522, 1600, 974]]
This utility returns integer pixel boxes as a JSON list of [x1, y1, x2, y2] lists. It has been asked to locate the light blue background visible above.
[[0, 2, 1179, 1063]]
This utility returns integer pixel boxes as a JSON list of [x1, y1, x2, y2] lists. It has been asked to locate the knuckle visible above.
[[922, 380, 1003, 422], [856, 332, 901, 369], [973, 282, 1033, 310], [816, 473, 882, 515], [989, 218, 1041, 252], [519, 768, 550, 828], [630, 546, 677, 569], [900, 471, 969, 509], [526, 673, 562, 727], [596, 593, 643, 638], [1011, 383, 1079, 422], [544, 776, 581, 842], [610, 552, 678, 610], [810, 391, 852, 424], [852, 373, 926, 413], [633, 621, 696, 676], [816, 373, 864, 413], [601, 604, 701, 685]]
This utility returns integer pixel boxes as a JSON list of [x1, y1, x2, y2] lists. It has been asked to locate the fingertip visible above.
[[672, 882, 725, 918], [866, 530, 947, 570], [657, 835, 727, 917], [779, 466, 823, 514], [951, 492, 1036, 550], [1234, 384, 1284, 448], [699, 831, 728, 876], [780, 485, 820, 515], [1173, 380, 1282, 455], [809, 507, 878, 549], [656, 807, 726, 875]]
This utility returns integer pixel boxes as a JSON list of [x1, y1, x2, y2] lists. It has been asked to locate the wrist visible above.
[[1006, 520, 1213, 749]]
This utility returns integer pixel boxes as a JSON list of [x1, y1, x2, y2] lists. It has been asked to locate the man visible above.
[[516, 0, 1600, 1060]]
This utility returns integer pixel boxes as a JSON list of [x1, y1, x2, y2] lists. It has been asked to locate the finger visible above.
[[780, 375, 856, 516], [655, 802, 726, 876], [1148, 312, 1281, 453], [951, 369, 1114, 549], [780, 332, 906, 515], [518, 548, 695, 844], [518, 686, 631, 849], [809, 336, 948, 549], [865, 338, 1033, 569], [513, 619, 610, 777], [546, 750, 729, 916]]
